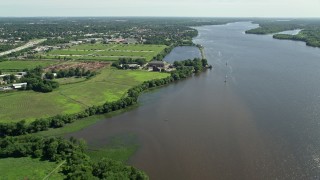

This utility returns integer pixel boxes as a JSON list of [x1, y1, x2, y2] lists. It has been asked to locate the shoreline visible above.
[[0, 56, 209, 137]]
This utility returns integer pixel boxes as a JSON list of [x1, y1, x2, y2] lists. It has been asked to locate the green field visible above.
[[0, 60, 58, 71], [0, 157, 64, 179], [0, 68, 169, 122], [54, 77, 87, 85], [38, 44, 167, 61]]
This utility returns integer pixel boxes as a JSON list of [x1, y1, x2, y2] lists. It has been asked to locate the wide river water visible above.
[[69, 22, 320, 179]]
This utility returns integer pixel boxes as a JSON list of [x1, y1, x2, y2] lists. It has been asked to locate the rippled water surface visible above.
[[69, 22, 320, 179]]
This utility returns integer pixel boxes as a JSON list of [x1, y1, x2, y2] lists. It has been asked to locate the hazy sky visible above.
[[0, 0, 319, 17]]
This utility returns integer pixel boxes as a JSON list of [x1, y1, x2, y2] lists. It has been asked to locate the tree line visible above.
[[45, 67, 96, 79], [273, 30, 320, 48], [245, 19, 320, 48], [0, 135, 148, 179]]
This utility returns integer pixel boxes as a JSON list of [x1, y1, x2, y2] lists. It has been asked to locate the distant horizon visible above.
[[1, 0, 319, 17], [0, 16, 319, 19]]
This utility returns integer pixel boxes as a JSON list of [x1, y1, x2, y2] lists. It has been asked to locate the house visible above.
[[69, 41, 83, 45], [128, 64, 140, 69], [0, 74, 10, 78], [0, 74, 9, 84], [107, 38, 128, 44], [17, 72, 27, 76], [14, 75, 23, 79], [14, 72, 27, 79], [147, 61, 173, 72], [12, 83, 27, 89], [148, 61, 165, 71], [147, 61, 165, 68], [120, 64, 141, 69]]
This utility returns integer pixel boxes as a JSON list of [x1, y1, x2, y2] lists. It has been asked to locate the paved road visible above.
[[0, 39, 46, 57]]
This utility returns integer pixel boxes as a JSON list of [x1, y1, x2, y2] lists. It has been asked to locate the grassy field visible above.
[[0, 157, 64, 179], [38, 44, 167, 61], [0, 60, 59, 71], [35, 105, 139, 137], [0, 68, 169, 123], [54, 77, 87, 85]]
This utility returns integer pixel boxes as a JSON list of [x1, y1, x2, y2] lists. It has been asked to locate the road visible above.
[[0, 39, 46, 57]]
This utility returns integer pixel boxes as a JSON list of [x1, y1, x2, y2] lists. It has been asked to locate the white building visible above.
[[12, 83, 27, 89]]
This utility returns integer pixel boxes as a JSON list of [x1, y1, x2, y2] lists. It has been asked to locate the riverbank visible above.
[[245, 21, 320, 48], [67, 21, 320, 179], [0, 57, 209, 137], [0, 68, 169, 123], [198, 45, 206, 59], [0, 58, 210, 179]]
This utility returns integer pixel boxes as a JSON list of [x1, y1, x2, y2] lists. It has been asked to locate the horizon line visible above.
[[0, 16, 319, 19]]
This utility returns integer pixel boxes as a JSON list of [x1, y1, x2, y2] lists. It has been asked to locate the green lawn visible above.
[[39, 44, 167, 61], [0, 157, 64, 180], [0, 68, 169, 123], [0, 60, 59, 71]]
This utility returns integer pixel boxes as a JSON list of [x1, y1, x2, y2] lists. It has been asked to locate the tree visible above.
[[45, 72, 54, 79]]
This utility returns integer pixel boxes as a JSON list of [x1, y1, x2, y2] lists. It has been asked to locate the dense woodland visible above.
[[245, 19, 320, 48], [0, 135, 147, 179]]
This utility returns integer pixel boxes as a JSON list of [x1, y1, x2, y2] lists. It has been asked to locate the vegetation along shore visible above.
[[0, 17, 220, 179], [246, 19, 320, 48]]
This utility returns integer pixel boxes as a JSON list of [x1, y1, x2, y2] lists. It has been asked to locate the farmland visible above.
[[0, 67, 170, 122], [0, 60, 59, 71], [38, 44, 168, 61]]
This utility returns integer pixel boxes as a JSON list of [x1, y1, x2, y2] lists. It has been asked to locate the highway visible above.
[[0, 39, 46, 57]]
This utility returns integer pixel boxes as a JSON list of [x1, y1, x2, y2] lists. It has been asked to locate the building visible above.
[[69, 41, 83, 45], [107, 38, 128, 44], [34, 46, 52, 52], [128, 64, 140, 69], [147, 61, 165, 68], [0, 74, 10, 84], [0, 74, 10, 78], [12, 83, 27, 89], [148, 61, 166, 72], [17, 72, 27, 76], [14, 75, 23, 79], [0, 86, 13, 91]]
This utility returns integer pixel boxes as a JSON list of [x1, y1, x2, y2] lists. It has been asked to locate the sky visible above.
[[0, 0, 319, 17]]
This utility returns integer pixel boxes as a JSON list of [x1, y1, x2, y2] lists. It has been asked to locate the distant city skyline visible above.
[[0, 0, 319, 17]]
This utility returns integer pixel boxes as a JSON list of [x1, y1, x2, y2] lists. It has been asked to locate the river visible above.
[[68, 22, 320, 179]]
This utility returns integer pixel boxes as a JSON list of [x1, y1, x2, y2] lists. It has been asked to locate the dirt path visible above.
[[42, 160, 66, 180]]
